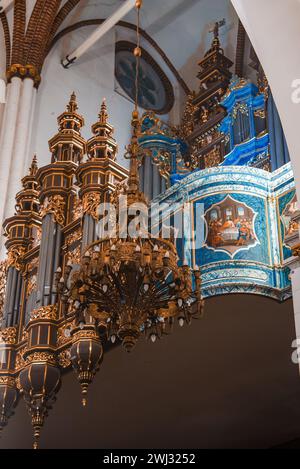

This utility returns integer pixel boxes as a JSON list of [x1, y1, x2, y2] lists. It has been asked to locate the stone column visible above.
[[4, 78, 36, 220], [0, 77, 22, 232]]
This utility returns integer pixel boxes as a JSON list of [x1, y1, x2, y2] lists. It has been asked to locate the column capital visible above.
[[6, 64, 41, 88]]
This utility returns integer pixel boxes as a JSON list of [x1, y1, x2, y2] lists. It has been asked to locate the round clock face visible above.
[[115, 41, 174, 115]]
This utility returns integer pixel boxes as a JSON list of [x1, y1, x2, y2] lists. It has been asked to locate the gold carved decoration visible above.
[[152, 151, 171, 181], [21, 329, 29, 342], [140, 111, 175, 138], [82, 192, 101, 221], [57, 324, 72, 347], [65, 230, 82, 247], [6, 64, 41, 87], [26, 275, 37, 298], [15, 348, 28, 371], [25, 352, 56, 366], [0, 260, 7, 326], [0, 327, 17, 345], [254, 109, 266, 119], [178, 93, 196, 139], [204, 147, 221, 168], [58, 350, 72, 369], [40, 195, 65, 226], [0, 376, 16, 387], [73, 196, 83, 221], [288, 220, 300, 235], [293, 244, 300, 258], [232, 102, 249, 119], [258, 73, 269, 100], [27, 257, 39, 272], [72, 330, 99, 341], [7, 246, 26, 271], [17, 349, 57, 370], [66, 245, 81, 265], [201, 108, 209, 123], [30, 305, 58, 322], [32, 227, 42, 248]]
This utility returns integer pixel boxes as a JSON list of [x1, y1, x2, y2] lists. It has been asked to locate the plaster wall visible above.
[[231, 0, 300, 201]]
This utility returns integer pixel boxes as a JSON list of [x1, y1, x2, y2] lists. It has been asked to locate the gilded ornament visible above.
[[65, 230, 82, 247], [0, 376, 16, 387], [254, 109, 266, 119], [72, 330, 99, 341], [153, 150, 171, 181], [30, 305, 58, 322], [7, 246, 26, 271], [57, 324, 73, 347], [204, 147, 221, 168], [40, 195, 65, 226], [6, 64, 41, 87], [26, 275, 37, 298], [27, 257, 39, 272], [0, 260, 7, 326], [32, 227, 42, 248], [293, 244, 300, 258], [232, 102, 249, 119], [178, 93, 196, 139], [15, 348, 28, 371], [288, 220, 300, 235], [82, 192, 101, 220], [140, 111, 175, 138], [21, 329, 29, 342], [25, 352, 57, 366], [66, 245, 81, 265], [0, 327, 17, 345], [73, 196, 83, 221], [58, 350, 72, 369]]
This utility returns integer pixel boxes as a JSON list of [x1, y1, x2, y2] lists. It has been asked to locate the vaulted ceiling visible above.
[[0, 0, 240, 93], [56, 0, 239, 89]]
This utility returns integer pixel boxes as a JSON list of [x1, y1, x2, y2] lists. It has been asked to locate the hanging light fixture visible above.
[[57, 0, 204, 355]]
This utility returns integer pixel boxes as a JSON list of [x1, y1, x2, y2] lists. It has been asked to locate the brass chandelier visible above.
[[0, 0, 204, 450], [56, 0, 203, 402], [57, 117, 203, 354]]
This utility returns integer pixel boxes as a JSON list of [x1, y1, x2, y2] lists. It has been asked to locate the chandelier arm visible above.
[[85, 283, 120, 312]]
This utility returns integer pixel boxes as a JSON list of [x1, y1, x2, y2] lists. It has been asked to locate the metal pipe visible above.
[[61, 0, 136, 68]]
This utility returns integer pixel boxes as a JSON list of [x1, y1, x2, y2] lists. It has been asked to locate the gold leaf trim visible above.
[[0, 327, 17, 345], [30, 305, 58, 322]]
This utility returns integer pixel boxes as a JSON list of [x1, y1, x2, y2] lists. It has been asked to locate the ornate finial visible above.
[[209, 19, 226, 50], [29, 154, 38, 176], [33, 426, 40, 450], [67, 91, 78, 113], [98, 98, 108, 124], [88, 99, 117, 159], [81, 384, 88, 407], [125, 111, 141, 193], [123, 110, 149, 205]]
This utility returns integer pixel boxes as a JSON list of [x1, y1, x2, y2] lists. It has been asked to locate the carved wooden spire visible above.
[[48, 92, 86, 163], [87, 98, 118, 160]]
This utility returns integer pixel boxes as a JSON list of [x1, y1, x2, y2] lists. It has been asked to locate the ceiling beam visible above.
[[61, 0, 136, 68]]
